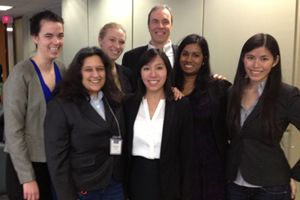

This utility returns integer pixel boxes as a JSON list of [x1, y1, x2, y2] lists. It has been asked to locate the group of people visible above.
[[2, 4, 300, 200]]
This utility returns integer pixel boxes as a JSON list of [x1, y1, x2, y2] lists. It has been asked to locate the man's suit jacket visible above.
[[227, 83, 300, 186], [44, 97, 125, 200], [122, 44, 178, 90], [3, 59, 65, 184], [123, 96, 193, 200], [116, 63, 132, 94]]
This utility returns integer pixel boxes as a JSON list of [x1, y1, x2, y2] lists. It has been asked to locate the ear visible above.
[[32, 35, 38, 45], [272, 55, 279, 67]]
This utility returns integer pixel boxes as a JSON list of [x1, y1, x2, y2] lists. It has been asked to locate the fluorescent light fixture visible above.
[[6, 27, 13, 32], [0, 5, 13, 11]]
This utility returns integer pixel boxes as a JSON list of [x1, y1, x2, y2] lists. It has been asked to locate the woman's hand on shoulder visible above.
[[213, 73, 227, 80], [172, 87, 184, 101]]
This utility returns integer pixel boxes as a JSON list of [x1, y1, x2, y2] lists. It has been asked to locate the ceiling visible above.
[[0, 0, 62, 18]]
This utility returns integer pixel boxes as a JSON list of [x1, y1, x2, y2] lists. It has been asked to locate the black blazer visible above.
[[122, 44, 178, 90], [116, 63, 132, 94], [44, 97, 125, 200], [123, 96, 193, 200], [226, 83, 300, 186]]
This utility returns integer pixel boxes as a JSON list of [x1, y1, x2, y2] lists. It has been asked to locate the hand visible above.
[[213, 73, 227, 80], [23, 181, 40, 200], [290, 178, 297, 199], [172, 87, 184, 100]]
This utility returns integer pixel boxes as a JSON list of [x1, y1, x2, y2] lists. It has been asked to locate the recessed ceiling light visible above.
[[0, 5, 13, 11]]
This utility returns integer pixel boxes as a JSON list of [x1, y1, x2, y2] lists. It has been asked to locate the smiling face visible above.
[[99, 27, 126, 62], [148, 8, 172, 47], [180, 43, 204, 76], [141, 55, 167, 95], [243, 46, 279, 84], [81, 55, 106, 97], [33, 20, 64, 61]]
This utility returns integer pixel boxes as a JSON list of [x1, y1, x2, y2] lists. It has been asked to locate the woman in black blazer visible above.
[[124, 48, 193, 200], [226, 33, 300, 200], [44, 47, 125, 200], [174, 34, 231, 200]]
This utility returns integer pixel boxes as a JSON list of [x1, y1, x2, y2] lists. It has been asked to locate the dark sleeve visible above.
[[285, 86, 300, 181], [178, 98, 193, 200], [44, 99, 77, 200], [122, 51, 131, 69]]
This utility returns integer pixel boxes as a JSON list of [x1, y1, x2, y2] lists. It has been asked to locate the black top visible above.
[[227, 83, 300, 186], [44, 96, 125, 200]]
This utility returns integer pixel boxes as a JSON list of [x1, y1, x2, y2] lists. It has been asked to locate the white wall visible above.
[[87, 0, 133, 64], [132, 0, 204, 47], [203, 0, 297, 83], [62, 0, 88, 65]]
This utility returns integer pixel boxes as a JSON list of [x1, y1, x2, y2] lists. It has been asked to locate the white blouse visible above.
[[132, 98, 165, 159]]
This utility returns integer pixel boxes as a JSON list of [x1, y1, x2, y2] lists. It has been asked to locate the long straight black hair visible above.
[[227, 33, 282, 140]]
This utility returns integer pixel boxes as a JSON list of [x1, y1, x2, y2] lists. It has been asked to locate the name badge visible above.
[[110, 137, 122, 155]]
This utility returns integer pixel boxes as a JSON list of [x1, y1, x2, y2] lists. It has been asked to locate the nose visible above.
[[149, 68, 157, 77], [52, 37, 60, 44], [186, 54, 193, 62], [253, 59, 260, 68], [91, 69, 99, 77]]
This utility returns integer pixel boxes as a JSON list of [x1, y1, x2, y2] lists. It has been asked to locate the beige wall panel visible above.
[[203, 0, 296, 83], [87, 0, 133, 64], [133, 0, 204, 48], [62, 0, 88, 66]]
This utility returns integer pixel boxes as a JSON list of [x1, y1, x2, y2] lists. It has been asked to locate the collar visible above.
[[257, 80, 266, 96], [147, 40, 172, 52], [90, 91, 104, 102]]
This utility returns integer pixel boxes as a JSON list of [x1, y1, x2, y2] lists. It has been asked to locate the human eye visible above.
[[157, 65, 165, 70], [193, 52, 202, 57], [181, 51, 189, 57], [162, 19, 170, 25], [261, 56, 270, 62], [96, 66, 105, 72], [82, 67, 92, 72], [57, 33, 64, 39], [245, 55, 255, 60], [142, 65, 150, 71], [44, 33, 53, 39], [119, 40, 125, 45], [151, 19, 159, 25]]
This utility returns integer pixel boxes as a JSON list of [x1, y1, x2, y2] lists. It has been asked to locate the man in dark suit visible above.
[[122, 4, 177, 90]]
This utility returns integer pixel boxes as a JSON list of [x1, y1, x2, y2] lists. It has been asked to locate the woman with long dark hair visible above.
[[226, 33, 300, 200], [174, 34, 231, 200], [124, 48, 193, 200], [44, 47, 125, 200]]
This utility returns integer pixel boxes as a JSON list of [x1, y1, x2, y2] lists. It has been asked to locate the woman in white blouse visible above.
[[123, 48, 193, 200]]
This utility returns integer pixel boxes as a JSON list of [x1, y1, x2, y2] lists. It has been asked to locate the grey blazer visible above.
[[3, 59, 65, 184]]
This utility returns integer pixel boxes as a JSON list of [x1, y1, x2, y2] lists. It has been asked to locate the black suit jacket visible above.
[[44, 97, 125, 200], [227, 83, 300, 186], [122, 44, 178, 90], [123, 96, 193, 200], [116, 63, 132, 94]]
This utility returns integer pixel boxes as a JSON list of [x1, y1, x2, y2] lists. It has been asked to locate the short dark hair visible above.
[[147, 4, 173, 25], [30, 10, 64, 36], [57, 47, 123, 104], [174, 34, 212, 91], [135, 48, 174, 101]]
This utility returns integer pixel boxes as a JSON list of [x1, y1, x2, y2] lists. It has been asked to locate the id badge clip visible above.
[[110, 136, 122, 155]]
